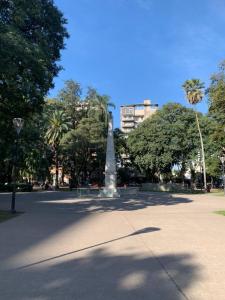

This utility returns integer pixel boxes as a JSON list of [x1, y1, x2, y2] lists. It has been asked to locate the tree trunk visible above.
[[55, 148, 59, 189], [181, 161, 186, 186], [61, 168, 64, 184], [195, 111, 207, 191]]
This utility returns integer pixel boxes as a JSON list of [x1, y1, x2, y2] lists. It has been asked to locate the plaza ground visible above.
[[0, 191, 225, 300]]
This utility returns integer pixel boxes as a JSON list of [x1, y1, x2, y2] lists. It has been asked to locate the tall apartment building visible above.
[[120, 99, 158, 133]]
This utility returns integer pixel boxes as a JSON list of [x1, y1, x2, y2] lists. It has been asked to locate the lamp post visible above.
[[11, 118, 24, 213], [219, 156, 225, 196]]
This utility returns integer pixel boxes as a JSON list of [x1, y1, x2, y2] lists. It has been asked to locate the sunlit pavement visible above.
[[0, 191, 225, 300]]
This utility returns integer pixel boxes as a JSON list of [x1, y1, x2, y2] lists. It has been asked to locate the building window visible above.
[[122, 107, 134, 115]]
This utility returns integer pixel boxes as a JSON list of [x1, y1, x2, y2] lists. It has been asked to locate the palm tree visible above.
[[86, 88, 115, 124], [182, 79, 207, 190], [45, 110, 71, 189]]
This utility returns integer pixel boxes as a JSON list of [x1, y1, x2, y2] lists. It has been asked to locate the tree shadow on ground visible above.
[[0, 191, 194, 284], [37, 192, 193, 213], [14, 226, 161, 270], [0, 191, 193, 214], [1, 247, 199, 300]]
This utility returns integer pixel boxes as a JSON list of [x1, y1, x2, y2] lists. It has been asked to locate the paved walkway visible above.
[[0, 191, 225, 299]]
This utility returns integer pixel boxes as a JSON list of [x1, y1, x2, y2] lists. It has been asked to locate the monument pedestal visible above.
[[100, 188, 120, 198], [100, 174, 120, 198]]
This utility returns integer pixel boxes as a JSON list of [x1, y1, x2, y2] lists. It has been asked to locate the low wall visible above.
[[118, 187, 140, 195], [141, 183, 191, 192]]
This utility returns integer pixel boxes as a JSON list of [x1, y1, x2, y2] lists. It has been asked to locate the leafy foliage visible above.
[[45, 110, 71, 147], [0, 0, 68, 182], [0, 0, 68, 117], [182, 79, 205, 105], [208, 61, 225, 116], [14, 80, 112, 187], [127, 103, 202, 181]]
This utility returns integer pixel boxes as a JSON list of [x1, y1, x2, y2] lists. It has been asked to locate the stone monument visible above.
[[99, 111, 119, 198]]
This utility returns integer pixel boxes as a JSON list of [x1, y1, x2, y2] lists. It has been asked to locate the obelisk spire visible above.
[[100, 112, 119, 198]]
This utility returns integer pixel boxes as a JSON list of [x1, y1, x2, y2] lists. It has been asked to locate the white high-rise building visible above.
[[120, 99, 158, 133]]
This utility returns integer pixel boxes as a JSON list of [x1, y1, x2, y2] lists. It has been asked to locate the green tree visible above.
[[0, 0, 68, 117], [45, 110, 71, 188], [114, 128, 129, 166], [208, 61, 225, 115], [62, 115, 106, 187], [127, 103, 200, 183], [58, 80, 83, 128], [207, 61, 225, 156], [0, 0, 68, 183], [197, 115, 221, 184], [86, 87, 115, 124], [182, 79, 207, 190]]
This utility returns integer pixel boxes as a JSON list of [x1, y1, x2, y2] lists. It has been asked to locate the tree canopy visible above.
[[0, 0, 68, 118], [207, 61, 225, 154], [0, 0, 68, 183], [127, 103, 204, 181], [208, 61, 225, 116], [182, 79, 205, 105]]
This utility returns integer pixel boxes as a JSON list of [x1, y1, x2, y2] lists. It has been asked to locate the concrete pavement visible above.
[[0, 191, 225, 299]]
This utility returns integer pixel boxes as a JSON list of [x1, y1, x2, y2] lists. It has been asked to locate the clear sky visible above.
[[49, 0, 225, 128]]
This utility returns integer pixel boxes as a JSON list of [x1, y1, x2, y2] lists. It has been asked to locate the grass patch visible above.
[[0, 210, 22, 223], [215, 211, 225, 216], [210, 190, 225, 197]]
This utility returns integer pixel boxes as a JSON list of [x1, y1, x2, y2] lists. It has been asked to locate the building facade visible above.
[[120, 99, 158, 133]]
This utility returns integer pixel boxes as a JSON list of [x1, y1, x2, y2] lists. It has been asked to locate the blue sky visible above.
[[49, 0, 225, 128]]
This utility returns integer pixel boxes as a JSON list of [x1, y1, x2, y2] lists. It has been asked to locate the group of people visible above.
[[41, 181, 52, 190]]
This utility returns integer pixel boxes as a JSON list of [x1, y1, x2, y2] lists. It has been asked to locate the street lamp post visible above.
[[11, 118, 24, 213], [220, 156, 225, 196]]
